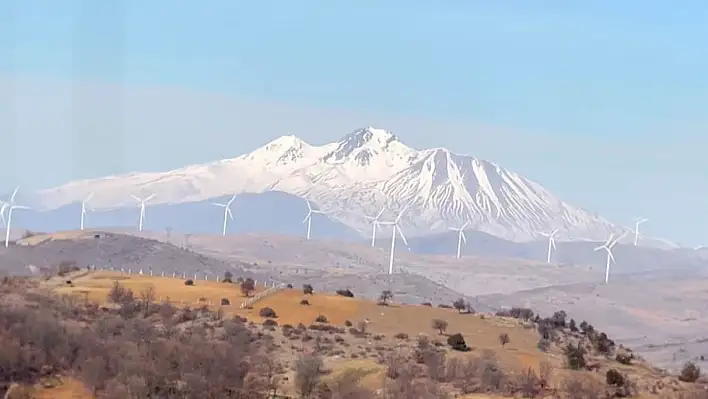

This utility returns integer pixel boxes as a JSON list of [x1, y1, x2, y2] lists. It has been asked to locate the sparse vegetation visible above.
[[563, 342, 587, 370], [300, 299, 310, 306], [303, 284, 314, 295], [222, 270, 233, 283], [184, 279, 194, 286], [314, 314, 328, 323], [220, 297, 230, 306], [447, 333, 470, 351]]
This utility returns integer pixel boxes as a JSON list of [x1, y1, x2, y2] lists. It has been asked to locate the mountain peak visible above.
[[322, 127, 413, 168], [242, 134, 316, 167]]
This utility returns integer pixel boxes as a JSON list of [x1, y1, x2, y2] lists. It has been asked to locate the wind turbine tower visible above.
[[302, 201, 325, 240], [449, 221, 470, 259], [539, 229, 559, 264], [633, 217, 648, 246], [593, 232, 627, 284], [0, 202, 7, 229], [377, 205, 410, 275], [131, 194, 155, 232], [365, 207, 385, 247], [212, 194, 237, 236], [4, 187, 30, 248], [80, 193, 93, 231]]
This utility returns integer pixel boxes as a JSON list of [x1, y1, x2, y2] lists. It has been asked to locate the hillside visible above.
[[1, 270, 704, 398], [25, 127, 660, 244]]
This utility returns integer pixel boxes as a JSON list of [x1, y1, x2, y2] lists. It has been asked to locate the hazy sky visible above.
[[1, 1, 707, 245]]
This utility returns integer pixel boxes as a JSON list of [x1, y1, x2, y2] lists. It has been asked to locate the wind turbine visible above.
[[594, 232, 627, 284], [0, 202, 7, 228], [212, 194, 236, 236], [4, 187, 30, 248], [539, 229, 559, 264], [80, 192, 93, 231], [365, 207, 385, 247], [377, 205, 410, 275], [131, 193, 155, 232], [449, 221, 470, 259], [633, 217, 648, 246], [302, 201, 325, 240]]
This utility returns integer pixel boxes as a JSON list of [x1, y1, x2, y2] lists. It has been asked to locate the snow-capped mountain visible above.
[[30, 127, 657, 244]]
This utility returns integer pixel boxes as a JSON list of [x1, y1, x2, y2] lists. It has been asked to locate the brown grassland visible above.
[[1, 270, 706, 398]]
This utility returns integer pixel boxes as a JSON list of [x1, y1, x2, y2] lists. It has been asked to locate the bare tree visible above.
[[139, 285, 156, 318], [294, 353, 323, 398]]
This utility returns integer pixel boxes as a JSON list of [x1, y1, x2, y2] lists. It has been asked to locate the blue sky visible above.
[[0, 1, 707, 245]]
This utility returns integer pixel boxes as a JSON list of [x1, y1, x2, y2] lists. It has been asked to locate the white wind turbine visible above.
[[80, 192, 93, 231], [4, 187, 30, 248], [633, 217, 648, 246], [302, 201, 325, 240], [377, 205, 410, 275], [131, 193, 155, 232], [212, 194, 237, 236], [594, 232, 627, 284], [365, 207, 385, 247], [0, 202, 7, 229], [539, 229, 559, 264], [449, 221, 470, 259]]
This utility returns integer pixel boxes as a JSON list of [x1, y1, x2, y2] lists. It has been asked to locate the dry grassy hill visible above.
[[7, 270, 703, 399]]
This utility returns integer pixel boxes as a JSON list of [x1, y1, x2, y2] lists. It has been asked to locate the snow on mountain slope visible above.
[[32, 126, 652, 243]]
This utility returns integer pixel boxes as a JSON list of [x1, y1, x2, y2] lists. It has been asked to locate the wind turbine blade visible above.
[[550, 238, 556, 250], [607, 250, 615, 263], [85, 192, 93, 202], [226, 207, 233, 220], [604, 234, 614, 246], [461, 231, 467, 243], [145, 194, 156, 202], [593, 245, 604, 251], [396, 225, 409, 247], [9, 186, 19, 203], [376, 207, 385, 219], [306, 201, 312, 211], [212, 202, 226, 207], [12, 205, 30, 210], [302, 211, 311, 224], [131, 194, 142, 202], [227, 194, 237, 205], [551, 228, 559, 236], [462, 221, 470, 230]]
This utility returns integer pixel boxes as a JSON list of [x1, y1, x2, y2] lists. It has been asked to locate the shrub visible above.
[[394, 332, 408, 340], [563, 342, 587, 370], [616, 353, 633, 365], [263, 319, 278, 327], [344, 320, 352, 327], [447, 333, 469, 351], [314, 315, 328, 323], [569, 318, 578, 332], [220, 298, 230, 306], [431, 319, 448, 335], [437, 304, 452, 309], [421, 302, 432, 307], [679, 361, 701, 383], [286, 283, 293, 288], [222, 271, 233, 283], [509, 307, 534, 321], [240, 278, 255, 297], [184, 279, 194, 286], [259, 307, 277, 318], [303, 284, 314, 295], [378, 290, 393, 305], [300, 299, 310, 306], [498, 333, 510, 347], [336, 289, 354, 298], [537, 338, 551, 352], [606, 369, 625, 386], [453, 298, 467, 312]]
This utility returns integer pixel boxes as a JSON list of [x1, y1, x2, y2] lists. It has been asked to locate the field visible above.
[[25, 270, 687, 398]]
